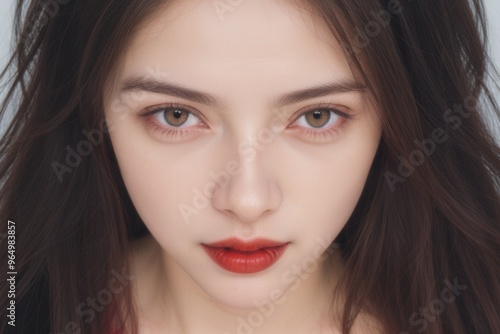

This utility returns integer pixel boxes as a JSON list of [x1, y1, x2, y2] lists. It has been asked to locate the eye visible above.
[[139, 103, 353, 143], [288, 105, 353, 142], [153, 107, 202, 128], [294, 109, 339, 129], [139, 103, 208, 142]]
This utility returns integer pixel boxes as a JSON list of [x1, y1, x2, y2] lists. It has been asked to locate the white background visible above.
[[0, 0, 499, 133]]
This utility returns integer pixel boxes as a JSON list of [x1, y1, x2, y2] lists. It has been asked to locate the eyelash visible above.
[[139, 102, 353, 142]]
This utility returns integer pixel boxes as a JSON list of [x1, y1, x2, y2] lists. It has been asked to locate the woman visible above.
[[1, 0, 499, 333]]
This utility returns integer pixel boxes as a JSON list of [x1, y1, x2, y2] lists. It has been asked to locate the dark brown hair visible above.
[[1, 0, 499, 333]]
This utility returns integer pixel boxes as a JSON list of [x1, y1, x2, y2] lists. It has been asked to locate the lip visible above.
[[202, 238, 289, 274]]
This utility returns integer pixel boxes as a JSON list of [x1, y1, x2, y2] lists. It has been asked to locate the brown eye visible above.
[[153, 107, 202, 128], [162, 109, 189, 127], [304, 110, 331, 128]]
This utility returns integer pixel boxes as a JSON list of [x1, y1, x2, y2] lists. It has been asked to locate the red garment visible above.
[[106, 303, 124, 334]]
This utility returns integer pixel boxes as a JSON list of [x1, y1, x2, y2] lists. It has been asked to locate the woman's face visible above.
[[104, 0, 381, 308]]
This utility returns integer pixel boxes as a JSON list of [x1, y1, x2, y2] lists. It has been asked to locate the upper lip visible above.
[[202, 238, 288, 252]]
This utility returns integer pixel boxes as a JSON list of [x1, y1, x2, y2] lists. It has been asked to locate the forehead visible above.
[[112, 0, 356, 99]]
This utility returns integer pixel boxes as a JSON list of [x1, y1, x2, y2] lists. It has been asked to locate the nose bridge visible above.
[[211, 127, 282, 223]]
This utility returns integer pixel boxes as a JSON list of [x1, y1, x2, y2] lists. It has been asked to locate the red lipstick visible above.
[[202, 238, 289, 274]]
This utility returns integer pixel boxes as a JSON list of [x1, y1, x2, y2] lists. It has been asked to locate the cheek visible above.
[[278, 123, 380, 236], [106, 121, 210, 241], [280, 152, 374, 242]]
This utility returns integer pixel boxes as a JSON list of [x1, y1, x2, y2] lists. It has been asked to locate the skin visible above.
[[103, 0, 382, 333]]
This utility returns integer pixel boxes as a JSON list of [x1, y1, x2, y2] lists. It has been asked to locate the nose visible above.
[[212, 148, 282, 223]]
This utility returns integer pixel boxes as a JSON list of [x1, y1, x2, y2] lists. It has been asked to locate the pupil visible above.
[[173, 110, 182, 118]]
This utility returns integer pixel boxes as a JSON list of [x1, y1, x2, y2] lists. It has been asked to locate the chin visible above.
[[193, 266, 292, 310]]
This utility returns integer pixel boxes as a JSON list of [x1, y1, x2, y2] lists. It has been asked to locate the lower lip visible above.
[[202, 244, 289, 274]]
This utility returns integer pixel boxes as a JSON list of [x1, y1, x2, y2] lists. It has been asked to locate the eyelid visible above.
[[139, 101, 354, 143], [141, 102, 353, 126], [140, 103, 208, 126], [288, 102, 354, 130]]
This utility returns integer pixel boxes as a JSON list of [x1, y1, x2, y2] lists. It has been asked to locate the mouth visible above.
[[201, 238, 290, 274]]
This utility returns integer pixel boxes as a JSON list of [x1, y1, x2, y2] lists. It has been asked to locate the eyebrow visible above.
[[120, 75, 366, 108]]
